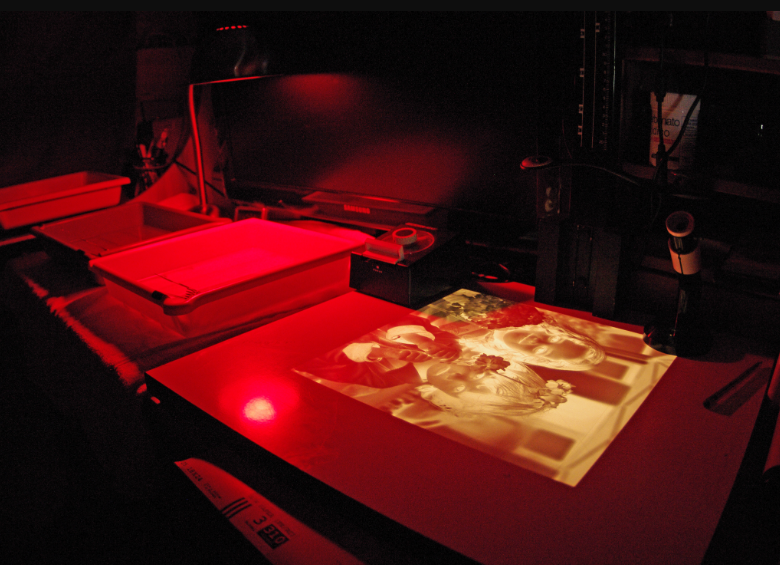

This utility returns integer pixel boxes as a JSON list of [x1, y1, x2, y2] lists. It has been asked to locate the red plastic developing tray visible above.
[[89, 218, 362, 336], [0, 171, 128, 230], [32, 202, 230, 275]]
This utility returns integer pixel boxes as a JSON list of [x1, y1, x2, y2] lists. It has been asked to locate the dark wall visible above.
[[0, 12, 573, 196], [193, 12, 574, 157], [0, 12, 137, 188], [0, 12, 769, 194]]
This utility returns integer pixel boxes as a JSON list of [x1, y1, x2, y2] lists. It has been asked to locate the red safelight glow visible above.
[[275, 74, 364, 116], [314, 133, 470, 203], [219, 377, 300, 429], [243, 396, 276, 423]]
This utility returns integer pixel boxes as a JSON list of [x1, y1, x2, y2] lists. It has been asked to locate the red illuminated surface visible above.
[[361, 195, 401, 203], [221, 377, 299, 426], [276, 74, 365, 115], [215, 374, 325, 457], [90, 219, 357, 337], [146, 286, 768, 565], [220, 73, 511, 213], [264, 74, 473, 204], [314, 133, 469, 204], [294, 288, 676, 487], [243, 397, 275, 422]]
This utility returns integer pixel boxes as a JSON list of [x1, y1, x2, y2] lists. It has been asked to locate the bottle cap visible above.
[[666, 211, 695, 238]]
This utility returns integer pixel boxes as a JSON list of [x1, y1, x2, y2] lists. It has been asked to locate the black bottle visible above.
[[643, 210, 712, 356]]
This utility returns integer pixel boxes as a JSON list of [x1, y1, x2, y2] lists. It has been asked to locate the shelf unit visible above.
[[623, 47, 780, 76], [618, 47, 780, 205]]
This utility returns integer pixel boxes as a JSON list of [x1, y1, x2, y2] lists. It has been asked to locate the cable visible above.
[[174, 159, 225, 196], [652, 13, 672, 189], [520, 157, 642, 186], [652, 12, 712, 187]]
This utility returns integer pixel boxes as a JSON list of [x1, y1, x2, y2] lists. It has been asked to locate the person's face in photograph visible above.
[[501, 328, 591, 362]]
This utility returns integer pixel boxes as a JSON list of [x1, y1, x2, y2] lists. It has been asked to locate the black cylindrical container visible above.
[[643, 211, 712, 356]]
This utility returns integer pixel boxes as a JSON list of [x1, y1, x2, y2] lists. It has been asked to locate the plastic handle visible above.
[[362, 238, 404, 264]]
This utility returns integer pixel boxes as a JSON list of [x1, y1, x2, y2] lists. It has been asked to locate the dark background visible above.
[[0, 12, 573, 185], [1, 12, 772, 208], [1, 11, 772, 219]]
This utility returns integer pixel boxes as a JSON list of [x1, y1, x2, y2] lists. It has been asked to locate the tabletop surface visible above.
[[146, 282, 772, 565]]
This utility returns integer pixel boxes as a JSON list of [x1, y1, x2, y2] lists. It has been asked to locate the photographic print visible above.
[[294, 289, 675, 486]]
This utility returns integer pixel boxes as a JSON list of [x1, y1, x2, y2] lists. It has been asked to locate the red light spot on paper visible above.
[[243, 397, 276, 423], [219, 377, 300, 428]]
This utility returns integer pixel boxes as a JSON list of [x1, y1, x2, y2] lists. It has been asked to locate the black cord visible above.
[[174, 159, 226, 196], [520, 157, 643, 186], [645, 12, 712, 237], [652, 13, 671, 188], [652, 13, 712, 186]]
